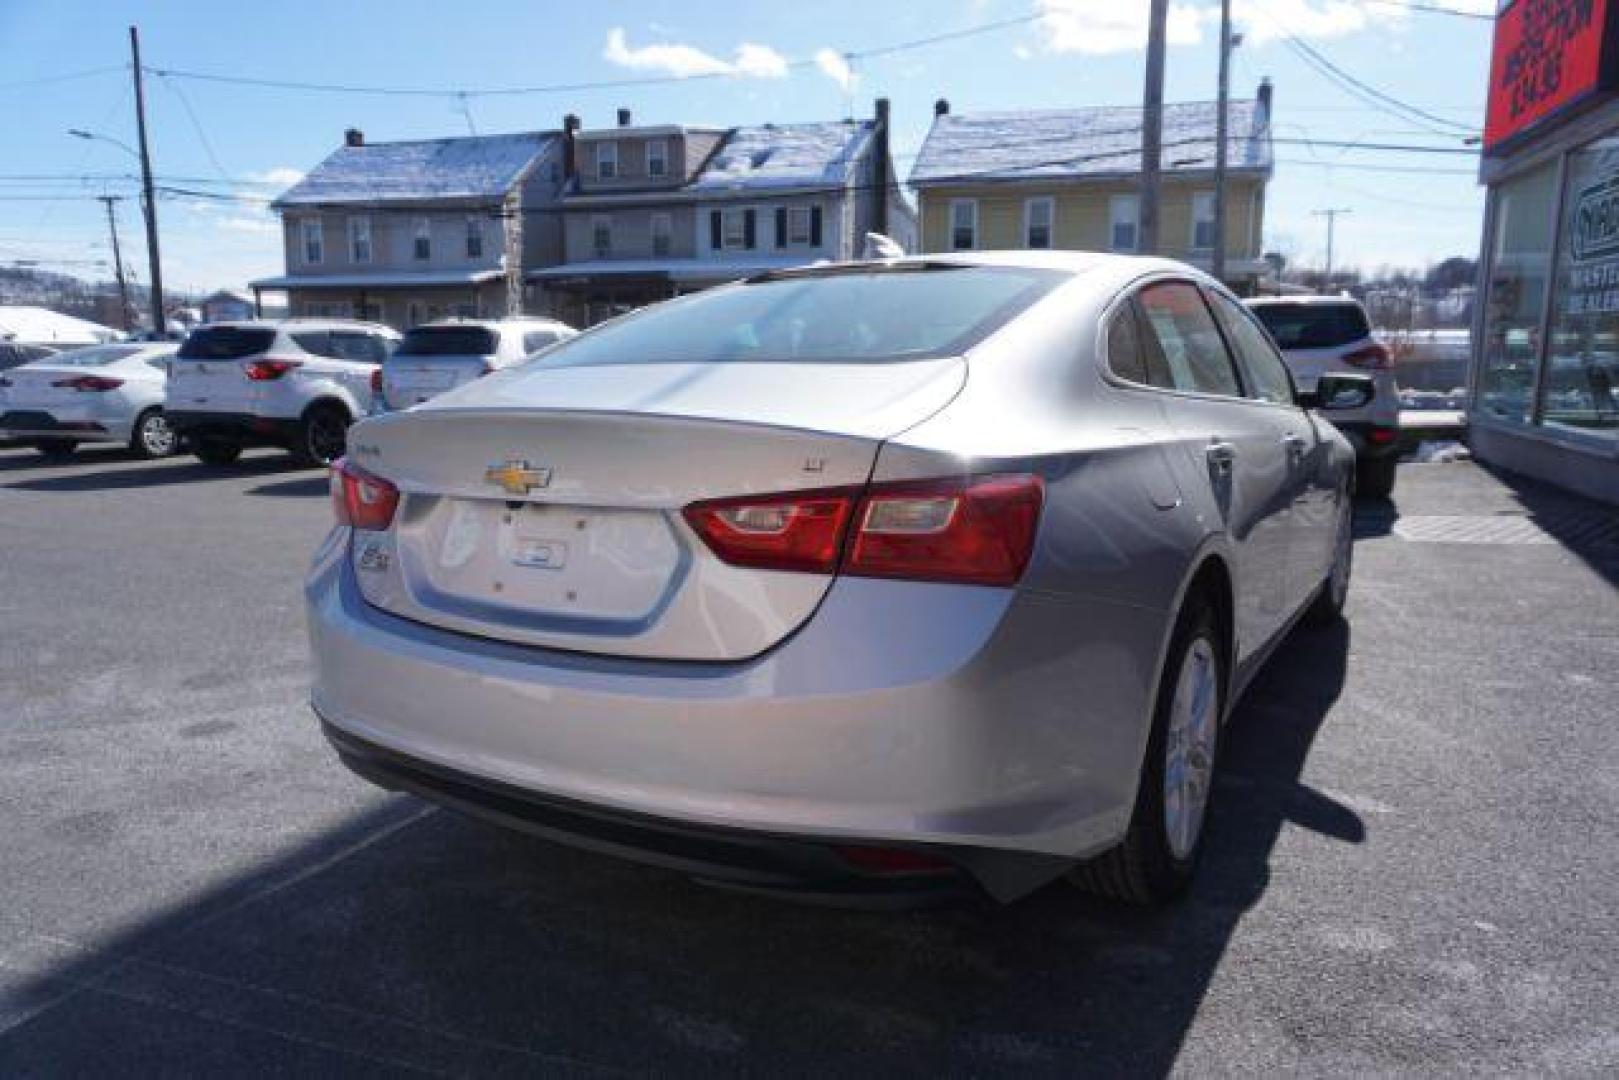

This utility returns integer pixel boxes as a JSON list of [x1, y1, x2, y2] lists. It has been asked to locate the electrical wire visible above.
[[1357, 0, 1493, 19]]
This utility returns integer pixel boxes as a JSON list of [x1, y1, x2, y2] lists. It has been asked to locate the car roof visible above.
[[1245, 294, 1366, 308], [202, 318, 400, 334], [410, 317, 573, 330]]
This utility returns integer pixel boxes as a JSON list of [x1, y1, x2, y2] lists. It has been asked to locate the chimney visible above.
[[1258, 77, 1273, 123], [344, 128, 365, 147], [562, 113, 580, 183], [617, 107, 632, 128], [934, 98, 950, 117], [871, 98, 891, 238]]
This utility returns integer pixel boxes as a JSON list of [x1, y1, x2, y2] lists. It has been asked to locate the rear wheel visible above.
[[1355, 455, 1396, 500], [129, 408, 177, 459], [293, 404, 349, 467], [34, 440, 76, 460], [192, 439, 242, 466], [1071, 599, 1225, 904]]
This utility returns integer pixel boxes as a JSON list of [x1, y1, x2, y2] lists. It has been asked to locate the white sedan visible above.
[[0, 342, 180, 459]]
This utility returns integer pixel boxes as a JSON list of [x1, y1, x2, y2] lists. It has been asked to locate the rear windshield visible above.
[[543, 266, 1065, 367], [396, 326, 499, 357], [178, 327, 276, 360], [38, 345, 144, 367], [1249, 303, 1371, 350]]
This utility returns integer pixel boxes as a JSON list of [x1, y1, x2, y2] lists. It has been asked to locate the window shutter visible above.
[[710, 210, 722, 250], [810, 206, 823, 247], [775, 207, 787, 248], [744, 208, 756, 249]]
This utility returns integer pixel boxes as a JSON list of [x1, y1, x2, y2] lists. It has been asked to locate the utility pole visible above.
[[96, 195, 132, 331], [129, 25, 165, 336], [1313, 207, 1352, 289], [1140, 0, 1169, 255], [1212, 0, 1233, 284]]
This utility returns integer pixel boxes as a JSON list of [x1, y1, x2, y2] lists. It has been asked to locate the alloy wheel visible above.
[[307, 412, 347, 465], [140, 413, 175, 457], [1163, 635, 1219, 861]]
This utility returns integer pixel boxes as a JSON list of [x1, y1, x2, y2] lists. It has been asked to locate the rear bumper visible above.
[[0, 409, 124, 443], [166, 410, 299, 447], [305, 532, 1165, 901]]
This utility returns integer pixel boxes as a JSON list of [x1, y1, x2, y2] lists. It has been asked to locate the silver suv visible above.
[[166, 319, 400, 466], [378, 317, 575, 411]]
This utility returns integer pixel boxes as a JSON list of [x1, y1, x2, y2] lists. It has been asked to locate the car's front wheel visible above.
[[1305, 485, 1354, 626], [1071, 596, 1225, 904], [129, 408, 177, 459]]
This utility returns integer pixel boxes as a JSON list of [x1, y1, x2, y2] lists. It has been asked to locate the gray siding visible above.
[[562, 205, 699, 260], [281, 207, 507, 275]]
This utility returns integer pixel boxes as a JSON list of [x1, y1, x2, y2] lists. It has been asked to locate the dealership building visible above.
[[1473, 0, 1619, 504]]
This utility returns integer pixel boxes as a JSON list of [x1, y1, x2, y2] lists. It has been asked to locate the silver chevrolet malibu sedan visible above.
[[306, 251, 1372, 906]]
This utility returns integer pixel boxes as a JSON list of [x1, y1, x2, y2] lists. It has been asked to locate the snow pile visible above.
[[276, 132, 555, 206], [1409, 440, 1472, 463], [693, 121, 873, 191], [0, 306, 119, 345]]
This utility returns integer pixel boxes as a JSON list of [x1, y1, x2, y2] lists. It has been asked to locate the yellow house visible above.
[[909, 82, 1275, 294]]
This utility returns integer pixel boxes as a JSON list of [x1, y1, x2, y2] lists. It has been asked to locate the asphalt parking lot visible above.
[[1, 444, 1616, 1076]]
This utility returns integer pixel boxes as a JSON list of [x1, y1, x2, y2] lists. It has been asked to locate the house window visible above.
[[1192, 191, 1217, 252], [465, 217, 484, 260], [413, 218, 431, 261], [592, 215, 613, 257], [786, 205, 813, 246], [1110, 195, 1140, 253], [1024, 197, 1054, 250], [651, 213, 672, 257], [949, 199, 977, 250], [347, 216, 370, 264], [723, 208, 749, 250], [301, 219, 324, 264], [597, 141, 618, 180], [647, 139, 668, 178]]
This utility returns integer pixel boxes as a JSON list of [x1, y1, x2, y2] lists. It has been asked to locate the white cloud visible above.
[[217, 215, 279, 235], [814, 49, 856, 92], [1231, 0, 1399, 45], [1035, 0, 1206, 55], [247, 166, 304, 188], [603, 28, 788, 80]]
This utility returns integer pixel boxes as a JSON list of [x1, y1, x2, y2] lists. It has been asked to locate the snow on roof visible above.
[[692, 121, 874, 191], [909, 100, 1271, 185], [275, 132, 556, 207], [0, 306, 119, 345]]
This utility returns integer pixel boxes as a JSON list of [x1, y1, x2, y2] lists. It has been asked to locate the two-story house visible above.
[[909, 81, 1274, 293], [252, 128, 564, 328], [534, 103, 915, 326]]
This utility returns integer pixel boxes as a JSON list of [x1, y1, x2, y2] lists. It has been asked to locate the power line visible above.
[[1275, 157, 1477, 176], [0, 64, 126, 91], [142, 11, 1042, 99], [1357, 0, 1493, 19], [1281, 33, 1478, 137]]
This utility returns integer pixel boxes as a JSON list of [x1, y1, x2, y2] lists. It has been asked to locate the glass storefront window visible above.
[[1480, 160, 1559, 423], [1546, 135, 1619, 441]]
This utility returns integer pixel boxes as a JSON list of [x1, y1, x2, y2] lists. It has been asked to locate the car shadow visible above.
[[1477, 462, 1619, 589], [1, 622, 1356, 1073], [2, 454, 314, 492], [244, 475, 329, 498]]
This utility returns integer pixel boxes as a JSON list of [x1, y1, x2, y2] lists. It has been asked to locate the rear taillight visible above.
[[682, 489, 857, 574], [1342, 343, 1392, 370], [683, 474, 1044, 586], [51, 375, 124, 392], [369, 368, 383, 395], [243, 358, 302, 381], [330, 457, 400, 531], [832, 845, 954, 875]]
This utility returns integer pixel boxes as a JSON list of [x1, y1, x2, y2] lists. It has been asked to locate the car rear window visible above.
[[38, 345, 144, 367], [178, 327, 276, 360], [396, 326, 499, 357], [1248, 303, 1371, 350], [543, 266, 1066, 367]]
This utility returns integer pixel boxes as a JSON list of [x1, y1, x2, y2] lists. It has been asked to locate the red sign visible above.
[[1484, 0, 1619, 152]]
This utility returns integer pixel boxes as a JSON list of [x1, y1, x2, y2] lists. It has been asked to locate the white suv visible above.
[[1244, 296, 1402, 498], [377, 317, 575, 411], [166, 320, 400, 466]]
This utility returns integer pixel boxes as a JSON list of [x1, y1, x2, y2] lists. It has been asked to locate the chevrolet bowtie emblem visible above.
[[484, 459, 552, 496]]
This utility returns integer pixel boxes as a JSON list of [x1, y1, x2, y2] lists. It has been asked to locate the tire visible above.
[[1071, 598, 1225, 904], [1355, 455, 1397, 500], [129, 408, 177, 459], [34, 441, 76, 460], [291, 403, 349, 468], [1305, 485, 1354, 627], [192, 439, 243, 466]]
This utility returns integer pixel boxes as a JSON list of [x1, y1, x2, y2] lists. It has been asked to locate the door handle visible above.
[[1205, 440, 1237, 476], [1281, 433, 1307, 461]]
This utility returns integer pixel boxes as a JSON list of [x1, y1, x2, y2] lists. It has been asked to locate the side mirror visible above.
[[1298, 372, 1375, 412]]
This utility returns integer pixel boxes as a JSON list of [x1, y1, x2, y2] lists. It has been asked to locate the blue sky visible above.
[[0, 0, 1495, 292]]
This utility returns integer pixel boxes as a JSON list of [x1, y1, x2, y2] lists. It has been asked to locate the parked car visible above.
[[307, 252, 1371, 906], [1244, 295, 1401, 498], [376, 317, 577, 412], [0, 343, 59, 371], [166, 320, 400, 466], [0, 342, 180, 459]]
